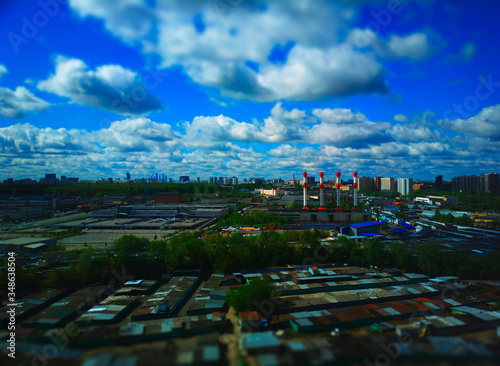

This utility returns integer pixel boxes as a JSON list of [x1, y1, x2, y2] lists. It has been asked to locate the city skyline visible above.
[[1, 1, 500, 180]]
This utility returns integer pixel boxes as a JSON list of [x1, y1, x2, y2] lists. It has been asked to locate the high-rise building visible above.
[[484, 173, 500, 194], [452, 173, 499, 193], [375, 176, 381, 191], [126, 172, 131, 181], [452, 175, 485, 192], [397, 178, 413, 196], [380, 177, 397, 192], [306, 176, 316, 185], [231, 177, 238, 185], [435, 175, 443, 188], [358, 176, 376, 191], [179, 176, 190, 182]]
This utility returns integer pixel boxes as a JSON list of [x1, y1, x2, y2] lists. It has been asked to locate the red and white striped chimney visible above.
[[319, 172, 325, 210], [302, 172, 308, 209], [335, 172, 342, 210], [353, 171, 358, 210]]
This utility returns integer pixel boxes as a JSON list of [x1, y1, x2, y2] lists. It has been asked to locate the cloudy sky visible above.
[[0, 0, 499, 181]]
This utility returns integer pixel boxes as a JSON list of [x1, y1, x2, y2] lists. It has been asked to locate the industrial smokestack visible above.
[[303, 172, 308, 209], [353, 171, 358, 210], [319, 172, 325, 210], [335, 172, 342, 210]]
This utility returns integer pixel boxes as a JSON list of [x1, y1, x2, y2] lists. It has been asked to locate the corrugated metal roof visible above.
[[383, 307, 400, 315], [82, 353, 113, 366], [257, 353, 279, 366], [95, 313, 116, 320], [52, 302, 70, 306], [38, 318, 58, 324], [243, 332, 280, 349], [176, 351, 194, 364], [120, 323, 144, 336], [405, 273, 427, 279], [423, 302, 440, 310], [351, 289, 372, 294], [422, 285, 438, 292], [203, 346, 220, 362], [205, 299, 224, 309], [288, 342, 306, 351], [360, 279, 375, 284], [444, 299, 461, 306], [294, 318, 313, 327], [112, 356, 138, 366], [88, 306, 107, 313]]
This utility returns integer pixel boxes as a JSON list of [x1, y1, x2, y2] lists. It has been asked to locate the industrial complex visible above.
[[1, 169, 499, 366]]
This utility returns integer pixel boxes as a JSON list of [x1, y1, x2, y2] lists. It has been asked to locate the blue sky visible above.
[[0, 0, 499, 181]]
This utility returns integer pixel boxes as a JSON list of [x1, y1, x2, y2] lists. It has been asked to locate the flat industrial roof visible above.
[[0, 237, 53, 245], [24, 243, 46, 249]]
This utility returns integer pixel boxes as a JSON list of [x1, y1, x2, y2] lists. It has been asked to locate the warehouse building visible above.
[[0, 237, 57, 253]]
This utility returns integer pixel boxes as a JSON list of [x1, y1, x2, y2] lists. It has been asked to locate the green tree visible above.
[[225, 277, 276, 312], [415, 241, 442, 277], [365, 239, 390, 267]]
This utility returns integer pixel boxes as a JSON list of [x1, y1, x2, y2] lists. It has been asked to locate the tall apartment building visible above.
[[435, 175, 443, 188], [380, 177, 397, 193], [451, 173, 499, 193], [485, 173, 500, 193], [397, 178, 413, 196], [358, 177, 376, 191]]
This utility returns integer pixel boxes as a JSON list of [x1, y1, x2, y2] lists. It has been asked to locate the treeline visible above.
[[218, 209, 293, 227], [432, 211, 474, 226], [3, 232, 500, 292], [410, 189, 500, 212], [0, 182, 258, 199]]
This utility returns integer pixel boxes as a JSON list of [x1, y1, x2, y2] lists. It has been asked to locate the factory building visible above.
[[0, 237, 57, 253], [153, 192, 182, 203]]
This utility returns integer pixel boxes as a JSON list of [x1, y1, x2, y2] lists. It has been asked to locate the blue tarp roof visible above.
[[400, 221, 414, 229], [350, 221, 383, 229], [392, 228, 407, 233], [362, 233, 382, 237]]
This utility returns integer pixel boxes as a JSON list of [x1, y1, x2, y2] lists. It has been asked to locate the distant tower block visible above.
[[335, 172, 342, 210], [303, 171, 309, 209], [353, 171, 358, 210], [319, 172, 325, 210]]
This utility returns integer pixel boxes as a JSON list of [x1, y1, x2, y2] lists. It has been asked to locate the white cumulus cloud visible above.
[[0, 86, 50, 119], [37, 56, 163, 116]]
